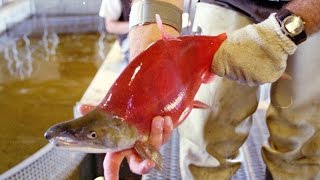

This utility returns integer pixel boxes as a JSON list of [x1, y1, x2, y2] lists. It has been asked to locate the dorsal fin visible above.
[[155, 14, 176, 40], [201, 71, 215, 84]]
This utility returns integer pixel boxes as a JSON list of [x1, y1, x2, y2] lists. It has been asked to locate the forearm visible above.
[[129, 0, 183, 59], [129, 22, 180, 59], [105, 19, 129, 35], [286, 0, 320, 35]]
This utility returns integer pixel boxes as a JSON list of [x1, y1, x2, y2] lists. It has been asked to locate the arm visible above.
[[102, 2, 182, 178], [129, 0, 183, 59], [212, 0, 320, 86], [286, 0, 320, 35], [104, 19, 129, 35], [100, 0, 129, 35]]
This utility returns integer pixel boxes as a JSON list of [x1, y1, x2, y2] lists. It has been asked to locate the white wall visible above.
[[0, 0, 102, 34], [0, 0, 35, 33], [33, 0, 102, 15]]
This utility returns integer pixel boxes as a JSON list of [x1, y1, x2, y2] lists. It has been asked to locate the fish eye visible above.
[[87, 131, 97, 139]]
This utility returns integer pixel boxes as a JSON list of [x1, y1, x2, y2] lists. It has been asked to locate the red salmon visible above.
[[44, 16, 226, 171]]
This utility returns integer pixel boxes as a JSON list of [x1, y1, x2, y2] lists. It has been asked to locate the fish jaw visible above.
[[44, 108, 139, 153]]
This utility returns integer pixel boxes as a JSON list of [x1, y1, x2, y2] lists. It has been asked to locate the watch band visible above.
[[129, 0, 183, 32], [275, 9, 307, 45]]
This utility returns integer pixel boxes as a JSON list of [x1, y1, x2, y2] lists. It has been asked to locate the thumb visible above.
[[103, 150, 132, 180]]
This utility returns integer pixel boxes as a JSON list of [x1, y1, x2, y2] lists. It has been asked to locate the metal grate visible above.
[[1, 105, 87, 180], [1, 144, 86, 180], [143, 106, 269, 180]]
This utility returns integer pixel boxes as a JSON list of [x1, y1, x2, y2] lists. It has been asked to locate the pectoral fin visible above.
[[193, 100, 211, 109], [134, 140, 163, 171], [79, 104, 96, 115]]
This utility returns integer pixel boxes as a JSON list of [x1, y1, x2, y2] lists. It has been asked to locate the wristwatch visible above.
[[275, 9, 307, 45]]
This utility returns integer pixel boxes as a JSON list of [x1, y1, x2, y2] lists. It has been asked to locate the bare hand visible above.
[[103, 116, 173, 180]]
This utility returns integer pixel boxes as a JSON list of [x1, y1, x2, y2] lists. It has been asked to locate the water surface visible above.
[[0, 31, 114, 173]]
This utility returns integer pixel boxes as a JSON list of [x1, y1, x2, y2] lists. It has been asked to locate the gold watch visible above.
[[275, 9, 307, 45]]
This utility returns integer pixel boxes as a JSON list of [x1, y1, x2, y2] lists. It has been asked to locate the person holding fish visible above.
[[105, 0, 320, 179], [44, 0, 319, 179]]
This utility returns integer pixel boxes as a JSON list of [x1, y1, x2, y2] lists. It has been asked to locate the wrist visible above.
[[129, 0, 182, 60], [259, 13, 297, 55], [275, 9, 307, 45], [286, 1, 320, 35], [129, 24, 179, 59], [129, 0, 183, 32], [132, 0, 183, 10]]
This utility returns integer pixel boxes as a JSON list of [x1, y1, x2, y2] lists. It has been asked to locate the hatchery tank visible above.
[[0, 14, 115, 175]]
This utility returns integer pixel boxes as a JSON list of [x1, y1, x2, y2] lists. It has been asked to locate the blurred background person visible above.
[[99, 0, 131, 62]]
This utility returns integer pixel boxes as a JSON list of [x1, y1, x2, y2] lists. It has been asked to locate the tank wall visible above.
[[0, 0, 35, 33], [0, 0, 102, 34], [33, 0, 102, 15]]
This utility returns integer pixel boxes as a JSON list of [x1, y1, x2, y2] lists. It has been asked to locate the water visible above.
[[0, 16, 115, 173]]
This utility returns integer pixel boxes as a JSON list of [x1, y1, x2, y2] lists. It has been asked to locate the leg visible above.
[[263, 32, 320, 180], [179, 3, 259, 179]]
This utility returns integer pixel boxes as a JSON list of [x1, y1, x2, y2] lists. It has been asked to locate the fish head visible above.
[[44, 108, 139, 153]]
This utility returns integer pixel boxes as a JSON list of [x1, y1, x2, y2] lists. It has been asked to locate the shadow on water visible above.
[[0, 15, 116, 173]]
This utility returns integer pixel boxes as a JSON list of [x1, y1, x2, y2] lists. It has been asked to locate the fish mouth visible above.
[[48, 135, 86, 150], [49, 136, 78, 146], [45, 126, 79, 147], [48, 137, 109, 153]]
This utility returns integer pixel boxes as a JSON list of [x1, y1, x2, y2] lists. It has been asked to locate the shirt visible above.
[[99, 0, 122, 20], [201, 0, 289, 22]]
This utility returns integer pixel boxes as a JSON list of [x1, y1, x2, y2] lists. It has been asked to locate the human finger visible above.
[[162, 116, 174, 144], [103, 150, 132, 180], [127, 152, 155, 174], [148, 116, 164, 149]]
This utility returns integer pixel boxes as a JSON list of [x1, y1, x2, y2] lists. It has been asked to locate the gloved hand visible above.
[[212, 13, 297, 86]]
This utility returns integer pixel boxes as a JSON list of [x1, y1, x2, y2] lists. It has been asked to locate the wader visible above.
[[179, 2, 320, 179]]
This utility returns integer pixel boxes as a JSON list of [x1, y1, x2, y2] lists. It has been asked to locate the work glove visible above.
[[212, 13, 297, 86]]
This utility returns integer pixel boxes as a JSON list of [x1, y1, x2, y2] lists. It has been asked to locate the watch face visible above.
[[283, 15, 305, 37]]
